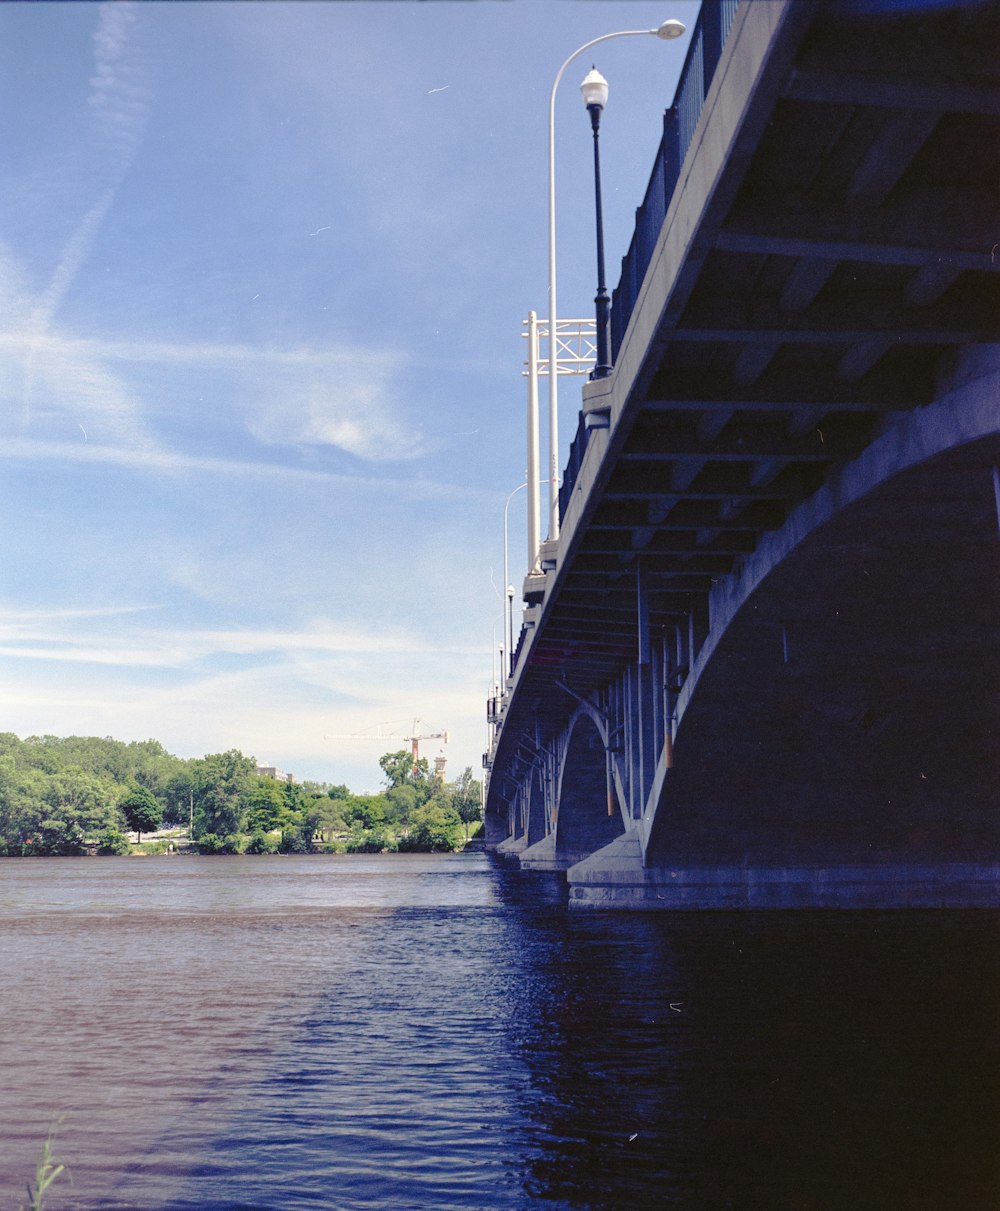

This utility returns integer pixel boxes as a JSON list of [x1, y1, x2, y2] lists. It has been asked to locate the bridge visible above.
[[484, 0, 1000, 908]]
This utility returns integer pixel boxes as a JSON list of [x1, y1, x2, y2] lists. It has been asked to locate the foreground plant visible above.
[[20, 1127, 68, 1211]]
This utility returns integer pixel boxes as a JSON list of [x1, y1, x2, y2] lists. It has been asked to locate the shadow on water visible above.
[[73, 856, 999, 1210], [503, 890, 1000, 1209]]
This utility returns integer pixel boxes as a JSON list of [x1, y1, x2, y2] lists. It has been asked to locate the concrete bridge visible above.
[[485, 0, 1000, 908]]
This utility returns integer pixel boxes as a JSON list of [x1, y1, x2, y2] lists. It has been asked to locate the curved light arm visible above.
[[546, 27, 675, 540]]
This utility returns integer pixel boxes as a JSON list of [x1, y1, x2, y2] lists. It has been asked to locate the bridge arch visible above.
[[554, 708, 626, 862], [679, 360, 1000, 736], [525, 762, 547, 847], [649, 425, 1000, 869]]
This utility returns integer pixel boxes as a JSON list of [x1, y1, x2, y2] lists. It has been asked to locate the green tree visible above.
[[386, 783, 419, 836], [0, 761, 47, 855], [121, 786, 163, 843], [162, 765, 197, 828], [246, 829, 278, 854], [400, 797, 463, 852], [343, 793, 390, 831], [379, 749, 430, 792], [191, 749, 256, 839], [96, 826, 132, 855], [449, 767, 483, 841], [34, 768, 121, 853], [313, 797, 347, 842], [345, 820, 393, 853], [244, 777, 288, 834]]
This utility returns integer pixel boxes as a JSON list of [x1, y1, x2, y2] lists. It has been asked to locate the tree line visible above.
[[0, 733, 482, 857]]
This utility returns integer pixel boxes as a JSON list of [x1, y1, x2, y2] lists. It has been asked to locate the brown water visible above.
[[1, 854, 998, 1209]]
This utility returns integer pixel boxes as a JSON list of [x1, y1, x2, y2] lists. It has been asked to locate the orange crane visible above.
[[325, 718, 449, 773], [404, 719, 449, 772]]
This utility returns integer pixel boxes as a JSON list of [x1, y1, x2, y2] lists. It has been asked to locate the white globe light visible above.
[[580, 67, 609, 110]]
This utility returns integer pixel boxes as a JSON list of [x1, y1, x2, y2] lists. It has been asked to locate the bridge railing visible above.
[[610, 0, 739, 363], [557, 2, 740, 525], [558, 410, 591, 521]]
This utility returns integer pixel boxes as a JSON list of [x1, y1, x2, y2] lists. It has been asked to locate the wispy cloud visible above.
[[2, 2, 437, 470], [21, 2, 152, 427], [0, 609, 482, 672], [0, 433, 491, 505], [0, 645, 488, 783], [1, 321, 436, 466]]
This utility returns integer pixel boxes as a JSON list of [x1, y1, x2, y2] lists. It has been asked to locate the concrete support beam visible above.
[[567, 844, 1000, 909], [847, 111, 939, 210], [905, 264, 960, 308], [780, 258, 837, 312]]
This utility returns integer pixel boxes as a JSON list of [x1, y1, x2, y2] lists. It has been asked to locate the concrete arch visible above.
[[648, 429, 1000, 868], [676, 361, 1000, 741], [555, 709, 626, 863], [526, 763, 547, 847]]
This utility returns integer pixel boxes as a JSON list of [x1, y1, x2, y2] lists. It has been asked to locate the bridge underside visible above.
[[569, 433, 1000, 907]]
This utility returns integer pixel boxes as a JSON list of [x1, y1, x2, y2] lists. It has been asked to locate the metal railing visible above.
[[610, 0, 740, 363], [558, 411, 592, 521]]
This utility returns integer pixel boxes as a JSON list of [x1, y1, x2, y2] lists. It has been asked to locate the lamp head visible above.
[[654, 18, 686, 39], [579, 66, 609, 111]]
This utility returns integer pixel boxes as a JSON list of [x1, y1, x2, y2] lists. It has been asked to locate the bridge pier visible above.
[[493, 833, 528, 859], [567, 837, 1000, 909], [519, 835, 573, 872]]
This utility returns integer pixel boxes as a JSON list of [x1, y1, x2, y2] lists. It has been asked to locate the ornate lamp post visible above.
[[580, 67, 611, 380], [545, 18, 685, 537]]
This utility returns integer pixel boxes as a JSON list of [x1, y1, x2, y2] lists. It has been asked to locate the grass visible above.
[[19, 1127, 68, 1211]]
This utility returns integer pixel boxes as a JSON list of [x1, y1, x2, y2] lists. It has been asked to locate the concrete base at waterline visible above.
[[518, 834, 584, 872], [566, 835, 1000, 909], [493, 834, 529, 859]]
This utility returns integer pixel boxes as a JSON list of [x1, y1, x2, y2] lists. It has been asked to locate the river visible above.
[[0, 853, 997, 1209]]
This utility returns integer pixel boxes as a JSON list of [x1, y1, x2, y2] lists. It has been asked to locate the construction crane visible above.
[[405, 719, 449, 773], [326, 718, 449, 774]]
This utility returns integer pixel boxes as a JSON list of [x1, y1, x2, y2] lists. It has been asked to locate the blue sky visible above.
[[0, 0, 697, 790]]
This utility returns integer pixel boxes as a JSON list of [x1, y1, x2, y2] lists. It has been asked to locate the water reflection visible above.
[[1, 856, 997, 1210]]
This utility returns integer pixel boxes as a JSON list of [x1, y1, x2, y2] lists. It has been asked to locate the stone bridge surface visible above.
[[485, 0, 1000, 908]]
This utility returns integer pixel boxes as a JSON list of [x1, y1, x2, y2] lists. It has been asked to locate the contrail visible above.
[[21, 1, 151, 425]]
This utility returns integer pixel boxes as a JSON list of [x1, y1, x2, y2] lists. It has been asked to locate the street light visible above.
[[502, 481, 527, 682], [581, 67, 611, 379], [545, 18, 685, 539]]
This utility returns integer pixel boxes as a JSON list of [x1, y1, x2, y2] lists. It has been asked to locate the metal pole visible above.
[[588, 100, 612, 379], [507, 587, 515, 677], [526, 311, 541, 570], [502, 482, 527, 683]]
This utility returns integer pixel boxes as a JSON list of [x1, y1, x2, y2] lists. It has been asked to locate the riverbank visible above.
[[0, 827, 486, 859]]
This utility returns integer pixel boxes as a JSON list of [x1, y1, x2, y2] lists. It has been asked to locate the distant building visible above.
[[257, 764, 294, 783]]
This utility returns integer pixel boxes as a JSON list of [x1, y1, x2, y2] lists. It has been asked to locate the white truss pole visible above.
[[526, 312, 542, 572]]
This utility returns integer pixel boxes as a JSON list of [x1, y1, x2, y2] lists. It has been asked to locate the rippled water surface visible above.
[[1, 854, 998, 1209]]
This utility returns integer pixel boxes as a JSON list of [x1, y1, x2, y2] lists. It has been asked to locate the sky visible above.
[[0, 0, 699, 791]]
